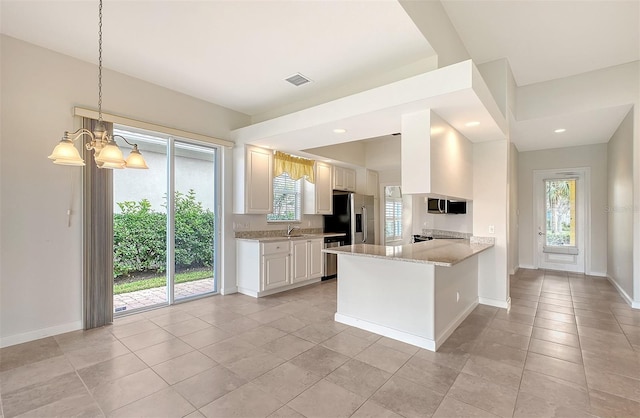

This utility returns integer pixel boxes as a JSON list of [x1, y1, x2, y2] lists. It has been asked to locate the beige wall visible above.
[[607, 110, 634, 298], [0, 36, 249, 347], [518, 144, 608, 275], [473, 140, 509, 307], [509, 142, 519, 275]]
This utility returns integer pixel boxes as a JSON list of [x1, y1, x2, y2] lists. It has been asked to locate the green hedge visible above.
[[113, 190, 214, 278]]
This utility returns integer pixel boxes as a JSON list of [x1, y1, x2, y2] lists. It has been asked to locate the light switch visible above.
[[489, 225, 495, 234]]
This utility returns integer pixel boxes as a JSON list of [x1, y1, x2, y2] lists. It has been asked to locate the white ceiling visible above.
[[0, 0, 434, 116], [442, 0, 639, 87], [1, 0, 638, 156]]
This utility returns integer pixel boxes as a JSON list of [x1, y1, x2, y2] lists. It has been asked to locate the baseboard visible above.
[[606, 275, 639, 309], [237, 278, 322, 298], [220, 286, 238, 295], [479, 297, 510, 309], [434, 300, 478, 349], [0, 320, 83, 348], [519, 264, 536, 270], [334, 313, 436, 352], [587, 271, 607, 278], [509, 267, 519, 276]]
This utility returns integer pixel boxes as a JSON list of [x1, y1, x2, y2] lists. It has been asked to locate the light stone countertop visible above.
[[322, 239, 493, 267], [237, 232, 346, 243]]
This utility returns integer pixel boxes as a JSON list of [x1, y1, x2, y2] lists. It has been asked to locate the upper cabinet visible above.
[[233, 145, 273, 214], [304, 161, 333, 215], [401, 110, 473, 200], [356, 168, 379, 198], [333, 166, 356, 192]]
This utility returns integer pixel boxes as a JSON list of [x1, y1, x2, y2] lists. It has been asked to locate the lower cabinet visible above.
[[237, 238, 324, 297], [291, 238, 323, 283]]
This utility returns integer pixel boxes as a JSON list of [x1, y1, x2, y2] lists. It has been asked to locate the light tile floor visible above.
[[1, 269, 639, 417]]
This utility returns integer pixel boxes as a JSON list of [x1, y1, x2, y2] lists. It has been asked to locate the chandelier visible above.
[[48, 0, 148, 170]]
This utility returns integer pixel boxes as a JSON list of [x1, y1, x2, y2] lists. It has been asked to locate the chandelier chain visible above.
[[97, 0, 103, 123]]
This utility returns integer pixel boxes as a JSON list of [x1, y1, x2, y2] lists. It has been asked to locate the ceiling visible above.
[[1, 0, 638, 158], [0, 0, 434, 117]]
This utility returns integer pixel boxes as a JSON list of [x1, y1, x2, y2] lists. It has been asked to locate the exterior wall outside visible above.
[[517, 144, 608, 275], [0, 36, 248, 347], [114, 150, 215, 213]]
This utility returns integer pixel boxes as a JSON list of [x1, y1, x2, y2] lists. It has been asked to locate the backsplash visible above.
[[421, 229, 472, 239], [235, 228, 323, 239]]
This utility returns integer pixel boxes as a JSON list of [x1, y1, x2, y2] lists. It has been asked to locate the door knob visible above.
[[538, 232, 545, 236]]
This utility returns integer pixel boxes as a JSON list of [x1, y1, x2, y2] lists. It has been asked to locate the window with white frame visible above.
[[267, 173, 301, 222], [384, 186, 402, 242]]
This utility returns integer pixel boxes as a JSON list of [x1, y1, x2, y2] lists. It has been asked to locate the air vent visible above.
[[285, 73, 312, 87]]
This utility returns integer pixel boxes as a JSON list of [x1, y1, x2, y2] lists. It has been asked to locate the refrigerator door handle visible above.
[[362, 206, 367, 243]]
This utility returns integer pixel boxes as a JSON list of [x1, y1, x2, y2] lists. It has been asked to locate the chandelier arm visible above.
[[112, 134, 138, 148], [64, 129, 96, 142]]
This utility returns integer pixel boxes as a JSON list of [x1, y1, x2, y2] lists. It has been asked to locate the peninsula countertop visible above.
[[236, 232, 346, 243], [323, 239, 493, 267]]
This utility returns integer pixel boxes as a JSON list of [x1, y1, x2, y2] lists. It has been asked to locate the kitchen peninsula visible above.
[[324, 238, 493, 351]]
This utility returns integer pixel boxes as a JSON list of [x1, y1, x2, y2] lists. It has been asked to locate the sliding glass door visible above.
[[112, 127, 219, 314], [173, 140, 217, 300]]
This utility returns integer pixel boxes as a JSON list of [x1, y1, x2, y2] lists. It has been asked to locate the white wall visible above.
[[473, 140, 509, 307], [607, 110, 634, 298], [517, 144, 608, 275], [509, 142, 519, 275], [399, 0, 470, 68], [0, 36, 249, 347]]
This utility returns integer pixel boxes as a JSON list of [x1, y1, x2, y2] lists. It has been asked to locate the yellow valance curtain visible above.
[[273, 151, 315, 184]]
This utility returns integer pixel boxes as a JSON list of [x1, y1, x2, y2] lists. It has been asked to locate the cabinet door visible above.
[[315, 162, 333, 214], [333, 166, 345, 190], [345, 169, 356, 191], [308, 239, 323, 279], [291, 240, 309, 283], [366, 170, 379, 197], [246, 146, 273, 214], [262, 253, 290, 290]]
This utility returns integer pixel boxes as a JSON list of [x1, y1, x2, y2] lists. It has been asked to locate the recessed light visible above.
[[465, 121, 480, 127], [554, 128, 566, 133], [333, 128, 347, 134]]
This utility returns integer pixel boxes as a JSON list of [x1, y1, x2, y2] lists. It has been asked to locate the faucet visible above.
[[287, 224, 300, 236]]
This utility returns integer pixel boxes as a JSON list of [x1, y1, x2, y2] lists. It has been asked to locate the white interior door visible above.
[[534, 168, 588, 273]]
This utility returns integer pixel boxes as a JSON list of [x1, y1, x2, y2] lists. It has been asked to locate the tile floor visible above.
[[1, 269, 639, 417]]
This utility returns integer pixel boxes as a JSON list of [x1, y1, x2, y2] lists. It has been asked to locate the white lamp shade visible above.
[[94, 141, 125, 165], [48, 140, 85, 166], [99, 160, 126, 169], [125, 148, 149, 169]]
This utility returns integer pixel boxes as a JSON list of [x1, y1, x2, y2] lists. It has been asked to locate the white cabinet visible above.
[[291, 238, 323, 283], [233, 145, 273, 214], [261, 242, 291, 291], [304, 161, 333, 215], [356, 168, 379, 198], [333, 166, 356, 191], [236, 238, 323, 297]]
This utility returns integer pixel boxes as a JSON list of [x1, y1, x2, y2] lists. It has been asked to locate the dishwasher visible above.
[[323, 236, 345, 280]]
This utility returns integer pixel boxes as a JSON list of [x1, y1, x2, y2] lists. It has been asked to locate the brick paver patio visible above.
[[113, 278, 215, 313]]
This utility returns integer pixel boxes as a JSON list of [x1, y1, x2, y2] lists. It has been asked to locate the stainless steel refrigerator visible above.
[[323, 191, 376, 245]]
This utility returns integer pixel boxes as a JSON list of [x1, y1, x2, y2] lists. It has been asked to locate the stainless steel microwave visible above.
[[427, 198, 466, 214]]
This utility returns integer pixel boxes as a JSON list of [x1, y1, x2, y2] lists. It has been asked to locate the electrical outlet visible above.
[[489, 225, 495, 234]]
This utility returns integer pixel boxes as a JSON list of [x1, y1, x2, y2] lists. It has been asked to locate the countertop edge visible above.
[[322, 240, 494, 266]]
